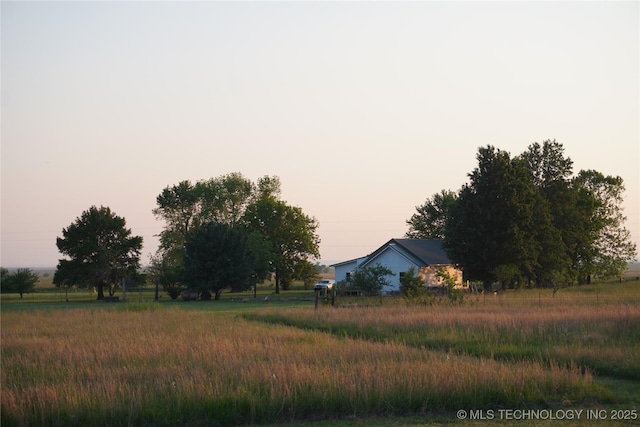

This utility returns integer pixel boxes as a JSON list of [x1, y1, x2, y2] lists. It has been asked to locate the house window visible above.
[[399, 272, 406, 279], [346, 272, 351, 282]]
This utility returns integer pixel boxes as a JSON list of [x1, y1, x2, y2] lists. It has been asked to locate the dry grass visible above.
[[1, 305, 601, 426], [250, 300, 640, 380]]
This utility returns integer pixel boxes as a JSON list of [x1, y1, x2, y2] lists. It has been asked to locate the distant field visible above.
[[15, 268, 334, 291], [625, 262, 640, 279], [2, 280, 639, 426], [12, 262, 640, 290]]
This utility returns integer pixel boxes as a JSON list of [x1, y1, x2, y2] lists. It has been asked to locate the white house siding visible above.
[[366, 247, 418, 292], [333, 257, 367, 284]]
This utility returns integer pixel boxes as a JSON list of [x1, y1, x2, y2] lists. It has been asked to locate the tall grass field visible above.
[[1, 281, 639, 426]]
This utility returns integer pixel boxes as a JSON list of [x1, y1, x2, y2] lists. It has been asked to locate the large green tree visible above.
[[154, 173, 318, 296], [151, 181, 201, 299], [152, 174, 282, 241], [573, 170, 637, 282], [520, 140, 580, 286], [435, 141, 635, 289], [152, 173, 280, 265], [243, 197, 320, 294], [54, 206, 143, 300], [153, 180, 201, 244], [152, 173, 282, 289], [198, 172, 255, 226], [405, 189, 457, 239], [520, 139, 573, 187], [182, 222, 256, 300], [444, 146, 539, 290], [521, 141, 635, 283]]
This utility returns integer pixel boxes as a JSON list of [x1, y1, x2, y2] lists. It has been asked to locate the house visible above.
[[331, 239, 464, 293]]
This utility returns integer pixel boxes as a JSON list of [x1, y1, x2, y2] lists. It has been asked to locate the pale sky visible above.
[[1, 1, 638, 268]]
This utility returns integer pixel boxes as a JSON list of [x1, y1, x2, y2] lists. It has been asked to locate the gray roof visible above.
[[362, 238, 452, 267], [392, 239, 452, 265], [329, 256, 368, 268]]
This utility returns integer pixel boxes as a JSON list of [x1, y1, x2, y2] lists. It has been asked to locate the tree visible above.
[[573, 170, 637, 281], [444, 146, 539, 290], [350, 263, 394, 295], [527, 191, 575, 287], [151, 180, 201, 299], [153, 174, 282, 240], [243, 197, 320, 294], [284, 259, 319, 290], [198, 172, 256, 226], [148, 250, 184, 300], [520, 139, 573, 188], [54, 206, 143, 300], [423, 140, 635, 289], [152, 174, 282, 272], [246, 231, 275, 290], [11, 268, 39, 298], [405, 190, 457, 239], [153, 180, 201, 243], [255, 175, 282, 201], [1, 268, 39, 298], [1, 268, 11, 292], [152, 173, 289, 298], [182, 222, 256, 300], [520, 140, 578, 287], [315, 263, 331, 274]]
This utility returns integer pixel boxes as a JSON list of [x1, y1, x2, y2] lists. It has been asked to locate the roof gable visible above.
[[361, 239, 451, 268], [392, 239, 452, 265]]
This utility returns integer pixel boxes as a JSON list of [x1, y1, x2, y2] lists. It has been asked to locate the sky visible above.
[[1, 1, 638, 268]]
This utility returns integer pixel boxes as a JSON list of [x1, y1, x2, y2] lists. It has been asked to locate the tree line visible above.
[[406, 140, 636, 290], [0, 268, 39, 298], [5, 140, 633, 300], [49, 173, 320, 300]]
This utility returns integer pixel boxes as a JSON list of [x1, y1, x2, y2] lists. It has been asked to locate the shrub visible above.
[[350, 263, 394, 295], [399, 266, 424, 299]]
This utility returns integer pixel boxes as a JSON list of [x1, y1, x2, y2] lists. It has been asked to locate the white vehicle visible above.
[[313, 279, 335, 291]]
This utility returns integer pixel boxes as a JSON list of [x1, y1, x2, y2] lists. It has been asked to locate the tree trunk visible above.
[[274, 270, 280, 294], [96, 284, 105, 300]]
